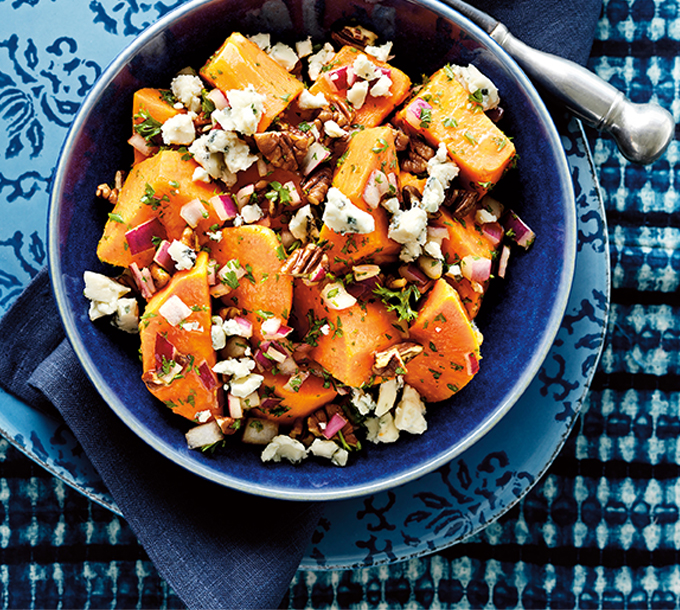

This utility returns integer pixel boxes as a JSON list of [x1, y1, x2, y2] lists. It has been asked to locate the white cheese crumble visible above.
[[365, 412, 400, 444], [450, 63, 500, 110], [112, 298, 139, 334], [212, 85, 265, 136], [229, 373, 264, 398], [240, 203, 263, 224], [167, 240, 196, 271], [248, 32, 271, 51], [161, 113, 195, 146], [322, 187, 375, 235], [353, 54, 380, 81], [365, 41, 393, 62], [268, 42, 298, 71], [289, 204, 314, 242], [213, 357, 256, 379], [298, 89, 328, 110], [351, 388, 377, 416], [158, 295, 192, 327], [171, 74, 203, 113], [192, 166, 212, 183], [308, 43, 335, 81], [208, 129, 258, 174], [388, 207, 428, 246], [222, 318, 253, 338], [347, 80, 369, 109], [394, 384, 427, 434], [261, 435, 308, 464], [324, 120, 347, 138], [309, 438, 348, 466], [211, 321, 227, 350], [295, 37, 313, 58], [370, 74, 392, 97], [180, 321, 203, 332], [83, 271, 131, 320]]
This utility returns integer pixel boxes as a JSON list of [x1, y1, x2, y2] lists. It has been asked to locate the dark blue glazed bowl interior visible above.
[[49, 0, 575, 500]]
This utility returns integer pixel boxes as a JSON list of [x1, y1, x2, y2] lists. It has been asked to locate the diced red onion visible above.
[[198, 361, 218, 391], [427, 226, 449, 244], [207, 88, 229, 110], [210, 282, 234, 299], [323, 413, 347, 439], [399, 264, 429, 287], [282, 181, 301, 206], [378, 67, 392, 78], [153, 240, 176, 273], [158, 294, 192, 326], [460, 255, 492, 284], [128, 132, 154, 157], [129, 262, 156, 299], [232, 316, 253, 337], [262, 317, 293, 341], [324, 66, 356, 91], [362, 169, 389, 209], [278, 357, 299, 376], [180, 198, 207, 228], [405, 98, 433, 130], [498, 244, 511, 279], [283, 370, 309, 393], [207, 259, 218, 286], [217, 261, 246, 284], [259, 396, 282, 411], [254, 348, 274, 371], [227, 393, 243, 419], [154, 333, 176, 370], [307, 264, 327, 283], [210, 194, 237, 221], [481, 222, 504, 246], [301, 142, 331, 176], [235, 184, 254, 209], [465, 352, 480, 376], [125, 218, 166, 255], [503, 210, 536, 249], [262, 341, 288, 364]]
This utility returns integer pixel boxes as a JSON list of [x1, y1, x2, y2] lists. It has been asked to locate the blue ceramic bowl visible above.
[[49, 0, 575, 500]]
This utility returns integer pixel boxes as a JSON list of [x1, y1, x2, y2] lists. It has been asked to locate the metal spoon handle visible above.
[[491, 24, 675, 165]]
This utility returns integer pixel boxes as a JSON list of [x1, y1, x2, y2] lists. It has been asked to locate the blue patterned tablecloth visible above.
[[0, 0, 678, 607]]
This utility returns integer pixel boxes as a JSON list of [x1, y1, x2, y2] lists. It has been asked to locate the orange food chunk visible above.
[[394, 66, 515, 194], [321, 125, 401, 271], [211, 225, 293, 343], [432, 207, 499, 319], [404, 278, 482, 402], [139, 251, 222, 421], [97, 150, 222, 269], [200, 32, 304, 132], [309, 45, 411, 127], [253, 370, 338, 423], [131, 88, 182, 164], [294, 282, 402, 388]]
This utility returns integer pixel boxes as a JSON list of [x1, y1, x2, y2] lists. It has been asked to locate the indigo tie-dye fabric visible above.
[[0, 0, 677, 608]]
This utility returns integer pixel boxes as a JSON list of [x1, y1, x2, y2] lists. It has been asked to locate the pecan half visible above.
[[373, 342, 424, 377], [281, 243, 329, 281], [300, 165, 333, 205], [392, 127, 410, 152], [401, 136, 436, 175], [331, 25, 379, 50], [96, 170, 125, 205], [254, 127, 314, 172], [316, 96, 355, 130], [402, 184, 422, 208], [444, 189, 479, 218]]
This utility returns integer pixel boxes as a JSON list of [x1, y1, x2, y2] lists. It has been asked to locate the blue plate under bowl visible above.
[[48, 0, 576, 500]]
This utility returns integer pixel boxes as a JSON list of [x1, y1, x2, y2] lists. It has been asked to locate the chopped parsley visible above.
[[133, 109, 163, 143], [373, 283, 421, 322]]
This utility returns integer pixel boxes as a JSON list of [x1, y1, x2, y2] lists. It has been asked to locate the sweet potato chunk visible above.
[[97, 150, 222, 269], [432, 207, 499, 319], [211, 225, 293, 342], [404, 278, 482, 402], [309, 45, 411, 127], [253, 370, 338, 423], [294, 282, 402, 388], [320, 125, 401, 272], [394, 66, 516, 194], [200, 32, 304, 132], [139, 251, 222, 421]]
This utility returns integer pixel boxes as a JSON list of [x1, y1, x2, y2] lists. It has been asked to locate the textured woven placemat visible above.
[[0, 0, 677, 607]]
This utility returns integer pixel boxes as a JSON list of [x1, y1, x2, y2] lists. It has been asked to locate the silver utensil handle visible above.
[[491, 24, 675, 165]]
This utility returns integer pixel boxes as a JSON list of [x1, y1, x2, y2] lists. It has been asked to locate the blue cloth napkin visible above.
[[0, 1, 602, 608]]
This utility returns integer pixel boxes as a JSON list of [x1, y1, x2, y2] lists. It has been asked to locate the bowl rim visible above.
[[48, 0, 576, 501]]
